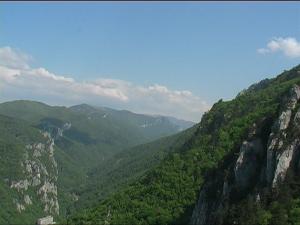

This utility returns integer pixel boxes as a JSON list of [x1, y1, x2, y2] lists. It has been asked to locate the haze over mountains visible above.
[[0, 100, 194, 224], [1, 2, 299, 224], [68, 65, 300, 225], [1, 64, 300, 225]]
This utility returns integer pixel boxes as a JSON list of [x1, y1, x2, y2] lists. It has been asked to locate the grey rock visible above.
[[24, 195, 32, 205], [272, 141, 299, 186], [10, 179, 29, 191], [266, 85, 300, 184], [294, 108, 300, 127], [16, 202, 25, 213], [37, 216, 55, 225], [10, 129, 60, 216], [234, 139, 263, 189], [191, 85, 300, 225]]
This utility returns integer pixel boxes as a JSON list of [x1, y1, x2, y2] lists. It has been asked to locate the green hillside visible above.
[[0, 101, 191, 224], [0, 114, 55, 224], [2, 65, 300, 225], [67, 65, 300, 225], [73, 124, 198, 211], [0, 100, 192, 174]]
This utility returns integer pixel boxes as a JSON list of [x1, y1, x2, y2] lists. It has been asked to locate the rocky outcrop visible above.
[[37, 216, 55, 225], [38, 180, 59, 215], [190, 181, 226, 225], [40, 121, 71, 141], [190, 85, 300, 225], [234, 138, 264, 189], [24, 195, 32, 205], [10, 131, 59, 216], [266, 85, 300, 186], [9, 121, 72, 216], [190, 120, 266, 225]]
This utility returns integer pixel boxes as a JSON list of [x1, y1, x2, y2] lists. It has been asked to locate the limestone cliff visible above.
[[10, 132, 59, 215], [190, 85, 300, 225], [9, 121, 71, 218]]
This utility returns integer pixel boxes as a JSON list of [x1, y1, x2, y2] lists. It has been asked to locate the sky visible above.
[[0, 2, 300, 122]]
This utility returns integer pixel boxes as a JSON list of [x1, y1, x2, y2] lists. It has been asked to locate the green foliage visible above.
[[0, 115, 49, 224], [0, 101, 187, 223], [289, 199, 300, 225], [2, 65, 300, 224], [68, 65, 300, 225], [0, 101, 188, 171], [225, 190, 300, 225], [74, 125, 198, 211]]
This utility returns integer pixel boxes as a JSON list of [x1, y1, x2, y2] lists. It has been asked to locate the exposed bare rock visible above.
[[10, 179, 29, 191], [272, 141, 298, 185], [16, 202, 25, 213], [234, 139, 263, 189], [191, 85, 300, 225], [277, 110, 292, 130], [10, 131, 59, 216], [294, 108, 300, 127], [37, 216, 55, 225], [63, 122, 72, 130], [266, 84, 300, 184], [24, 195, 32, 205], [190, 185, 209, 225]]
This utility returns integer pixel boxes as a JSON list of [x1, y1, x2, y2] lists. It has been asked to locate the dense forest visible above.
[[0, 101, 191, 224], [67, 65, 300, 225], [1, 65, 300, 225]]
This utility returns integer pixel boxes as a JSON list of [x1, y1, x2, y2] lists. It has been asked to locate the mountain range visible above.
[[1, 64, 300, 225], [0, 100, 194, 224], [68, 65, 300, 225]]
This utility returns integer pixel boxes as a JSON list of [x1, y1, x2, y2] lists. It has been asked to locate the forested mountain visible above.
[[2, 65, 300, 225], [67, 65, 300, 225], [72, 124, 198, 212], [0, 101, 192, 224], [0, 114, 66, 224]]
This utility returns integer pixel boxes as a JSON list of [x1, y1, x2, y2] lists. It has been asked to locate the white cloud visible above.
[[0, 66, 21, 83], [0, 46, 32, 69], [29, 67, 75, 83], [0, 46, 210, 122], [258, 37, 300, 58]]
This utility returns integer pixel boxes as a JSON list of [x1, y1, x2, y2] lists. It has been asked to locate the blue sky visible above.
[[0, 2, 299, 122]]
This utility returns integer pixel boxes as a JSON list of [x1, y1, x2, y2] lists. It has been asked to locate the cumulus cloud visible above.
[[0, 46, 32, 69], [258, 37, 300, 58], [0, 46, 210, 122]]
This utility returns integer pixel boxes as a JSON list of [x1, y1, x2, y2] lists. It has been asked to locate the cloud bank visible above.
[[258, 37, 300, 58], [0, 46, 210, 122]]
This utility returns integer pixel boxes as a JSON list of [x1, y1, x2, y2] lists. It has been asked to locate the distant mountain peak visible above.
[[69, 104, 97, 112]]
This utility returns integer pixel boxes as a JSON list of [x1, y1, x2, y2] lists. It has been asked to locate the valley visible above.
[[1, 65, 300, 225], [66, 65, 300, 225], [1, 2, 299, 224], [0, 101, 194, 224]]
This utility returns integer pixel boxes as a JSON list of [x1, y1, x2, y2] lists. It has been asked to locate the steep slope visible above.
[[67, 65, 300, 225], [0, 101, 192, 224], [0, 101, 193, 179], [72, 124, 198, 211], [0, 101, 194, 170], [190, 81, 300, 225], [70, 104, 194, 140], [0, 114, 61, 224]]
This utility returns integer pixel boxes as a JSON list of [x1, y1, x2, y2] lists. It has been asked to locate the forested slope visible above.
[[67, 65, 300, 225]]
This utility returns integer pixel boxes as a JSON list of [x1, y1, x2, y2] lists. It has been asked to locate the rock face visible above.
[[37, 216, 55, 225], [8, 121, 70, 217], [190, 181, 224, 225], [266, 85, 300, 186], [234, 139, 264, 189], [190, 85, 300, 225]]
